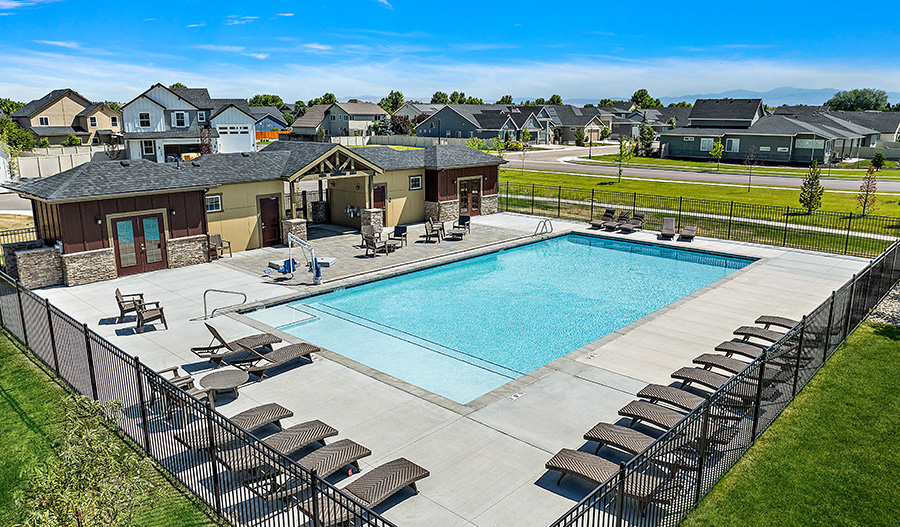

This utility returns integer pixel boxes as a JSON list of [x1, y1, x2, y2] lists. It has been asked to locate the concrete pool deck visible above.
[[34, 212, 868, 527]]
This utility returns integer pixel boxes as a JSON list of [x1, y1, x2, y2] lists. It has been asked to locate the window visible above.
[[173, 111, 186, 128], [445, 131, 450, 137], [409, 175, 422, 190], [456, 131, 462, 138], [205, 195, 223, 213], [795, 139, 825, 149], [683, 136, 695, 142], [725, 138, 740, 152], [700, 138, 714, 151], [777, 147, 790, 152], [91, 136, 100, 145], [759, 146, 771, 152], [110, 115, 118, 127], [331, 115, 336, 121], [38, 116, 49, 126], [142, 140, 154, 155], [198, 112, 206, 123], [139, 113, 151, 127], [89, 116, 97, 128]]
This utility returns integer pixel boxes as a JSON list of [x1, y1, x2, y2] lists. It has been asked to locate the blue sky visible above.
[[1, 0, 898, 104]]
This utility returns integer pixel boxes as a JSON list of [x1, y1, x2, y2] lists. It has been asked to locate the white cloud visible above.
[[276, 13, 294, 16], [34, 40, 80, 49], [374, 0, 393, 9], [0, 0, 60, 9], [243, 53, 269, 60], [193, 44, 245, 52], [186, 23, 206, 28], [304, 43, 332, 51], [226, 15, 259, 25]]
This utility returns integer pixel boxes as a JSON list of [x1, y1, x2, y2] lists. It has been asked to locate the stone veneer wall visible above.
[[282, 218, 308, 244], [2, 240, 46, 281], [425, 200, 459, 223], [310, 201, 328, 223], [167, 234, 208, 268], [481, 194, 499, 215], [360, 208, 384, 233], [16, 247, 63, 289], [62, 248, 116, 287]]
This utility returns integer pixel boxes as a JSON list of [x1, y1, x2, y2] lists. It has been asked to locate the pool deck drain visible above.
[[33, 212, 869, 527]]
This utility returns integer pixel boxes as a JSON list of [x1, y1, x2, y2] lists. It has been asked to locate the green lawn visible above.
[[681, 322, 900, 527], [500, 168, 900, 214], [0, 332, 219, 527], [837, 158, 898, 169]]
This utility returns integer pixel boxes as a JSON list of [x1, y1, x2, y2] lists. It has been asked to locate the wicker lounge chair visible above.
[[545, 449, 682, 513], [192, 323, 282, 367], [454, 215, 471, 233], [364, 235, 390, 257], [638, 383, 744, 419], [424, 219, 444, 242], [671, 367, 778, 402], [269, 439, 374, 504], [217, 419, 339, 473], [589, 208, 616, 229], [115, 288, 145, 322], [388, 225, 408, 247], [755, 315, 799, 330], [618, 212, 646, 233], [693, 353, 791, 384], [174, 402, 293, 450], [618, 400, 739, 445], [602, 211, 631, 230], [136, 301, 167, 333], [715, 340, 767, 359], [209, 233, 232, 259], [679, 225, 697, 241], [298, 458, 429, 526], [734, 325, 785, 343], [660, 217, 676, 239], [236, 342, 319, 379], [583, 422, 657, 456]]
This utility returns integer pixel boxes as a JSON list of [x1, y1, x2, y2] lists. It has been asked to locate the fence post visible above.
[[531, 183, 535, 215], [862, 261, 874, 312], [45, 298, 60, 374], [133, 356, 152, 454], [791, 316, 807, 397], [678, 196, 683, 229], [842, 275, 856, 341], [782, 206, 790, 246], [632, 192, 637, 214], [694, 401, 711, 505], [844, 214, 852, 255], [557, 185, 561, 218], [82, 323, 99, 400], [750, 353, 768, 440], [590, 189, 595, 221], [727, 201, 734, 239], [615, 462, 626, 527], [823, 291, 835, 362], [310, 468, 323, 527], [205, 410, 223, 517], [15, 280, 29, 348]]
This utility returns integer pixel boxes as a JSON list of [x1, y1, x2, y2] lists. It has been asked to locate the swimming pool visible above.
[[247, 234, 754, 404]]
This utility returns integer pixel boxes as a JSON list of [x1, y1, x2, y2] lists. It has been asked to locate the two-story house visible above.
[[289, 100, 388, 141], [11, 88, 122, 146], [121, 84, 256, 162]]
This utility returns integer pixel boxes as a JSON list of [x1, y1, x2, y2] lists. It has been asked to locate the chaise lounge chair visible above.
[[217, 419, 340, 473], [298, 458, 429, 526], [589, 208, 616, 229], [115, 288, 145, 322], [679, 225, 697, 241], [755, 315, 799, 330], [174, 402, 294, 450], [602, 211, 631, 230], [191, 323, 282, 367], [618, 212, 646, 233], [582, 422, 695, 474], [671, 367, 778, 402], [618, 400, 739, 445], [692, 353, 791, 384], [733, 325, 785, 343], [236, 342, 319, 379], [638, 383, 744, 419], [268, 439, 374, 504], [660, 217, 676, 240]]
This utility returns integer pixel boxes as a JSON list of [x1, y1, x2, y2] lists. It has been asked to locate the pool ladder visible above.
[[534, 219, 553, 236], [200, 289, 248, 319]]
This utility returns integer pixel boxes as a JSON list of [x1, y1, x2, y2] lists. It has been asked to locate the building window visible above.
[[142, 140, 154, 155], [139, 113, 151, 127], [683, 136, 695, 142], [409, 175, 422, 190], [173, 111, 187, 128], [456, 131, 462, 138], [446, 131, 450, 137], [38, 116, 49, 126], [331, 115, 336, 121], [759, 146, 771, 152], [777, 147, 790, 152], [89, 116, 97, 128], [700, 138, 714, 152], [110, 115, 118, 127], [198, 112, 206, 123], [205, 195, 223, 213], [725, 138, 740, 152]]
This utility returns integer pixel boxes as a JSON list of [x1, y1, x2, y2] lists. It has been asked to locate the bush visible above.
[[505, 141, 523, 151], [62, 134, 80, 146], [38, 138, 49, 147]]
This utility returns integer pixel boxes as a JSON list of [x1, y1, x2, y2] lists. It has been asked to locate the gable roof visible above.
[[333, 101, 388, 116], [260, 141, 345, 177], [688, 99, 763, 121], [354, 147, 425, 171], [75, 102, 122, 118], [397, 102, 445, 116], [662, 114, 847, 139], [12, 89, 92, 118], [829, 111, 900, 135], [250, 106, 288, 125], [473, 111, 514, 130], [187, 151, 292, 184], [423, 145, 506, 169], [123, 83, 199, 111], [209, 99, 256, 120], [169, 87, 212, 108], [292, 104, 330, 129]]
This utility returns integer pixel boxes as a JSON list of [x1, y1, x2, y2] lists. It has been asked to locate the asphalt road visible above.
[[503, 147, 900, 192], [0, 192, 33, 213]]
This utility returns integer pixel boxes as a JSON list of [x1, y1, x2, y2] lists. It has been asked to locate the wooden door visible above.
[[259, 196, 281, 247], [112, 213, 167, 276], [458, 179, 482, 216], [373, 185, 386, 225]]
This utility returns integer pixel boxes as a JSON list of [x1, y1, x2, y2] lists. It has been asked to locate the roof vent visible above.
[[241, 152, 250, 157], [120, 160, 130, 167], [191, 160, 201, 167]]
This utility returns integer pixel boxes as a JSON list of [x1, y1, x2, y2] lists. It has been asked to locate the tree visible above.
[[464, 96, 484, 105], [317, 127, 326, 142], [248, 94, 284, 108], [372, 114, 392, 135], [709, 141, 725, 170], [521, 128, 532, 145], [583, 103, 594, 108], [598, 98, 625, 107], [631, 89, 661, 109], [534, 97, 546, 106], [169, 82, 187, 89], [0, 97, 24, 117], [825, 89, 889, 111], [283, 113, 295, 125], [667, 117, 676, 130], [799, 160, 825, 212], [38, 138, 49, 147], [493, 135, 503, 154], [308, 93, 336, 107], [496, 95, 513, 105], [638, 111, 654, 156], [1, 126, 20, 178], [872, 151, 886, 170], [466, 136, 486, 150], [17, 397, 155, 527], [857, 166, 877, 215], [62, 134, 81, 146], [574, 129, 585, 147], [431, 91, 449, 104], [293, 100, 308, 117], [102, 101, 121, 112], [743, 149, 762, 192], [600, 126, 611, 141], [390, 115, 411, 135], [615, 137, 634, 182], [378, 90, 404, 113], [449, 91, 464, 104], [668, 101, 693, 107], [548, 94, 563, 106]]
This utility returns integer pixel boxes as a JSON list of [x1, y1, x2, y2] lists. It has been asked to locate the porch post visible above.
[[289, 181, 296, 219]]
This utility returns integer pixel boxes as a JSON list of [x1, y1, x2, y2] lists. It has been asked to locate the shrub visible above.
[[505, 141, 523, 151]]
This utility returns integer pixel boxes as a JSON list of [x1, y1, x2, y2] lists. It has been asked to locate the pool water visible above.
[[248, 234, 753, 404]]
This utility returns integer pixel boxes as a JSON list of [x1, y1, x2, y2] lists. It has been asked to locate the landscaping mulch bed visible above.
[[868, 281, 900, 326]]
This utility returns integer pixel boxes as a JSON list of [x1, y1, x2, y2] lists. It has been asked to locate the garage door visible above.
[[216, 125, 251, 153]]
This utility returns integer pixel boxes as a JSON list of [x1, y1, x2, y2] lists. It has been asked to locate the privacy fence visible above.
[[501, 182, 900, 258], [547, 239, 900, 527], [0, 272, 396, 527]]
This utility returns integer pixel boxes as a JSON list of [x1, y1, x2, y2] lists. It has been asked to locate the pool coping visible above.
[[231, 230, 769, 415]]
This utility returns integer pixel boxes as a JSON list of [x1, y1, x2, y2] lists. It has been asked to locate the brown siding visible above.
[[424, 169, 440, 202], [435, 166, 499, 201], [32, 200, 62, 242]]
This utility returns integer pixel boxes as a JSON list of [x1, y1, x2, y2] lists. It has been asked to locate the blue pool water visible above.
[[248, 234, 753, 404]]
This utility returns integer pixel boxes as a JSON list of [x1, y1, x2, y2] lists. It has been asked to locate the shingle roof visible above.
[[830, 111, 900, 134], [4, 159, 216, 202], [75, 102, 104, 117], [551, 105, 599, 127], [333, 101, 388, 116], [400, 103, 445, 115], [688, 99, 763, 121], [259, 141, 340, 178], [473, 111, 513, 130], [662, 115, 844, 139], [27, 126, 89, 136], [187, 151, 292, 184], [292, 104, 329, 129], [169, 87, 211, 109], [423, 145, 506, 169], [353, 147, 425, 171], [12, 89, 87, 118], [122, 126, 219, 140], [250, 106, 288, 125]]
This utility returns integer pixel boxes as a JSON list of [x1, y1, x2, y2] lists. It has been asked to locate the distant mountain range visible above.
[[566, 87, 900, 108]]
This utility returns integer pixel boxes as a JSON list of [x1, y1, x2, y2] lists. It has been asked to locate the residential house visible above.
[[11, 88, 122, 146], [393, 102, 445, 120], [121, 83, 256, 162], [775, 105, 900, 145], [415, 105, 544, 143], [539, 105, 612, 144], [287, 100, 388, 141], [250, 106, 290, 132]]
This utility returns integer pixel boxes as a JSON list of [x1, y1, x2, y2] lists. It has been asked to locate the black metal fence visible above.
[[0, 272, 396, 527], [501, 182, 900, 258], [547, 240, 900, 527]]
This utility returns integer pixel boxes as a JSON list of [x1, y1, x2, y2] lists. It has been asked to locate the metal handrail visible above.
[[534, 219, 553, 236], [202, 289, 248, 319]]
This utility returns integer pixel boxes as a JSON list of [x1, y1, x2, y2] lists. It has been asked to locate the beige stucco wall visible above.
[[327, 176, 368, 229], [375, 168, 426, 226], [27, 95, 89, 128], [78, 106, 123, 144], [205, 180, 284, 252]]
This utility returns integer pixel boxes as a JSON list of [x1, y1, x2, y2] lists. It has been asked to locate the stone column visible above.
[[16, 247, 63, 289], [360, 208, 383, 233], [62, 248, 117, 287], [282, 218, 308, 243], [481, 194, 499, 215], [310, 201, 328, 223]]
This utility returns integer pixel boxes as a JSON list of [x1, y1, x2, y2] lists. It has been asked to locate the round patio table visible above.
[[199, 368, 250, 403]]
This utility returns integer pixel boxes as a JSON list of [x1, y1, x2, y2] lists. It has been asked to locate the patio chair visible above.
[[136, 301, 167, 333], [670, 367, 778, 402], [364, 234, 390, 257], [174, 402, 294, 450], [444, 225, 467, 240], [360, 225, 380, 246], [714, 340, 768, 359], [454, 215, 471, 233], [150, 366, 214, 417], [115, 288, 144, 322], [269, 439, 374, 504], [191, 322, 282, 367], [582, 422, 695, 474], [733, 325, 784, 343], [298, 458, 429, 526], [660, 217, 676, 239], [679, 225, 697, 241], [692, 353, 791, 384], [217, 419, 340, 473], [589, 208, 616, 229], [618, 400, 739, 445], [424, 219, 444, 242], [638, 383, 744, 419], [618, 212, 646, 233], [755, 315, 799, 330], [209, 233, 232, 259], [602, 211, 631, 230], [236, 342, 319, 379], [388, 225, 408, 247]]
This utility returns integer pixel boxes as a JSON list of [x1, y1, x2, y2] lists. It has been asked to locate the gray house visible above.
[[287, 100, 387, 141], [415, 105, 543, 143], [393, 102, 445, 120]]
